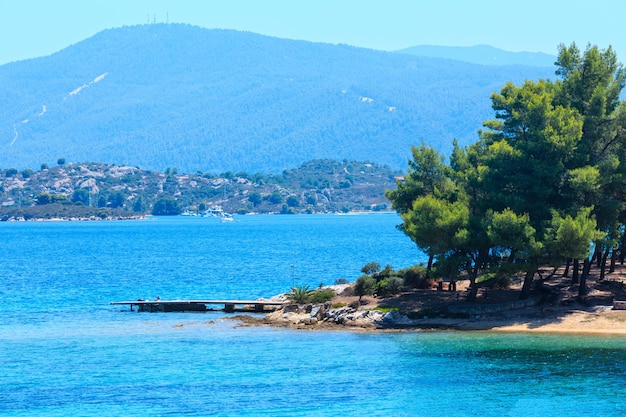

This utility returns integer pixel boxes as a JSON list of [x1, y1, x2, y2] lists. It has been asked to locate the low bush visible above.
[[376, 276, 404, 297], [399, 265, 428, 287], [308, 290, 335, 304]]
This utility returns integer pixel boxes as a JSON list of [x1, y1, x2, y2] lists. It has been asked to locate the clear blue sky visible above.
[[1, 0, 624, 65]]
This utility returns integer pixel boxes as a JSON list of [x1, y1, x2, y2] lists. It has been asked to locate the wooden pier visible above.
[[110, 299, 286, 313]]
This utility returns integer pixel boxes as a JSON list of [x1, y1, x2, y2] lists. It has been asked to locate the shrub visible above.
[[308, 290, 335, 304], [286, 195, 299, 207], [334, 278, 348, 285], [399, 265, 427, 287], [377, 264, 395, 279], [269, 190, 283, 204], [248, 192, 262, 206], [376, 277, 404, 297], [493, 274, 513, 289], [36, 193, 52, 205]]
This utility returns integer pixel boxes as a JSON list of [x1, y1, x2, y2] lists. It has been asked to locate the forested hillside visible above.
[[0, 24, 554, 174], [0, 159, 398, 219]]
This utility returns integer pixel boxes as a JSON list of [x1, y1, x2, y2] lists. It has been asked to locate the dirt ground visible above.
[[242, 263, 626, 334]]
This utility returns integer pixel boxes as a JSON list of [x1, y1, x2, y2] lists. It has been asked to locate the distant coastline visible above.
[[0, 160, 397, 219]]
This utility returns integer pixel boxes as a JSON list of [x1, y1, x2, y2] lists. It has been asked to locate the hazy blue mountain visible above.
[[0, 24, 555, 173], [396, 44, 557, 67]]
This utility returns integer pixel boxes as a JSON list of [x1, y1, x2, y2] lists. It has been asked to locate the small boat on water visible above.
[[202, 205, 225, 217]]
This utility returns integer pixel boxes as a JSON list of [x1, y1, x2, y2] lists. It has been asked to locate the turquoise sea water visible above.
[[1, 214, 625, 416]]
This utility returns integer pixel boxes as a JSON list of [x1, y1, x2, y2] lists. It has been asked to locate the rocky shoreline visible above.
[[230, 278, 626, 334]]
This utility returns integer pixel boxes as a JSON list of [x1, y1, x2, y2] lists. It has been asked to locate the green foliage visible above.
[[376, 276, 404, 298], [107, 191, 125, 209], [487, 209, 542, 260], [545, 207, 606, 260], [386, 143, 453, 214], [36, 193, 52, 205], [360, 261, 381, 275], [305, 194, 317, 205], [390, 43, 626, 300], [36, 193, 68, 205], [353, 275, 377, 301], [286, 195, 299, 207], [152, 198, 182, 215], [308, 290, 335, 304], [71, 189, 90, 205], [269, 191, 283, 204], [5, 168, 17, 177], [248, 192, 262, 207], [57, 158, 66, 166], [132, 196, 146, 213], [398, 265, 429, 288], [287, 285, 312, 304]]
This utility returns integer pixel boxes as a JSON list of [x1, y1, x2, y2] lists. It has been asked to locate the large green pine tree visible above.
[[389, 43, 626, 301]]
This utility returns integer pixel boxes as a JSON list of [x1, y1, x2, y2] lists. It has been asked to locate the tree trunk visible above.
[[563, 258, 570, 277], [466, 270, 479, 302], [619, 231, 626, 265], [425, 254, 434, 279], [610, 247, 617, 273], [599, 249, 609, 280], [595, 247, 602, 268], [520, 270, 534, 300], [578, 258, 592, 298], [572, 259, 580, 285]]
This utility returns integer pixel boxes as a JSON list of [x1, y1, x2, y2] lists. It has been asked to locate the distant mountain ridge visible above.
[[0, 24, 555, 173], [396, 44, 557, 67]]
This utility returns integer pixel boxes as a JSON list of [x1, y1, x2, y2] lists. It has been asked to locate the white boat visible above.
[[220, 214, 234, 222], [202, 205, 225, 217]]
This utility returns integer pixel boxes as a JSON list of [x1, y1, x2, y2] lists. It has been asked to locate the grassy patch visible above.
[[369, 306, 400, 313]]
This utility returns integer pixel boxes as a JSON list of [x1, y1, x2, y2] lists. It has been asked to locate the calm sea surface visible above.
[[1, 214, 625, 416]]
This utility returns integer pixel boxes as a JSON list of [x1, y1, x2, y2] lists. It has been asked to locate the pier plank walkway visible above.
[[110, 299, 286, 313]]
